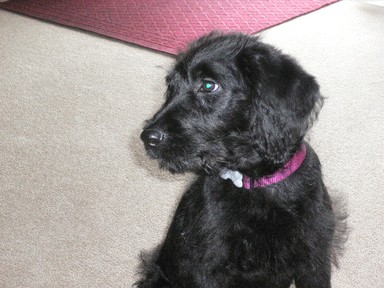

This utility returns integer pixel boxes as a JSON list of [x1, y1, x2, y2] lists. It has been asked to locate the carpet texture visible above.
[[1, 1, 384, 287], [0, 0, 338, 54]]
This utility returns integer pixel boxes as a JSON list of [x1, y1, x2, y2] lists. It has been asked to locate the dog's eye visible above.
[[200, 81, 219, 93]]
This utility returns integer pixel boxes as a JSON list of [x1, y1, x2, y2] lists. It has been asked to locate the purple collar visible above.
[[220, 143, 307, 189]]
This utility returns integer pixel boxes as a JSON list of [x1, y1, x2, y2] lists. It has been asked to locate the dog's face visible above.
[[141, 33, 323, 175]]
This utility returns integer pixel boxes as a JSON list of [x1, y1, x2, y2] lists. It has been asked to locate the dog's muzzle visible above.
[[140, 129, 166, 147]]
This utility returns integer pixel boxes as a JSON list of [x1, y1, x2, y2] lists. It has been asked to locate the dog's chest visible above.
[[200, 180, 302, 273]]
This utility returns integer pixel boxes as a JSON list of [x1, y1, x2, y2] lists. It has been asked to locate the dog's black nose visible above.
[[141, 129, 165, 147]]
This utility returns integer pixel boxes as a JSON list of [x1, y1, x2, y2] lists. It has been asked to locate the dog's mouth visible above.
[[148, 153, 201, 174], [142, 142, 194, 173], [143, 143, 221, 175], [156, 155, 200, 174]]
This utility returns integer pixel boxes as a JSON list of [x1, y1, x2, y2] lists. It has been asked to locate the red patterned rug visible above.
[[0, 0, 338, 54]]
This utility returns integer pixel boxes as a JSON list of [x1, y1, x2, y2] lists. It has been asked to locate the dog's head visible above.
[[141, 33, 323, 175]]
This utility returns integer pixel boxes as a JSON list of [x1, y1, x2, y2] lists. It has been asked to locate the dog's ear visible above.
[[237, 40, 323, 167]]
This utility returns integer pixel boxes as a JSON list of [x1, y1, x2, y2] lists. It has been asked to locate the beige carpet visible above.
[[1, 1, 383, 287]]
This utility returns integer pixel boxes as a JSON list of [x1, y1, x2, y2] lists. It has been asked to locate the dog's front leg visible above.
[[294, 260, 331, 288], [137, 176, 224, 288]]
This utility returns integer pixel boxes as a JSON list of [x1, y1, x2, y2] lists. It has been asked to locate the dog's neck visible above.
[[220, 143, 307, 189]]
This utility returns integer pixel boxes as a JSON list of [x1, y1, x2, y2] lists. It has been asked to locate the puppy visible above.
[[137, 32, 344, 288]]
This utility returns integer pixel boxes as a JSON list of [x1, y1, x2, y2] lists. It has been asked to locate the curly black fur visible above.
[[137, 32, 346, 288]]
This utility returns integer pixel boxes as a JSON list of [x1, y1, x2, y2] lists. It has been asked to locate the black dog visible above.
[[137, 32, 345, 288]]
